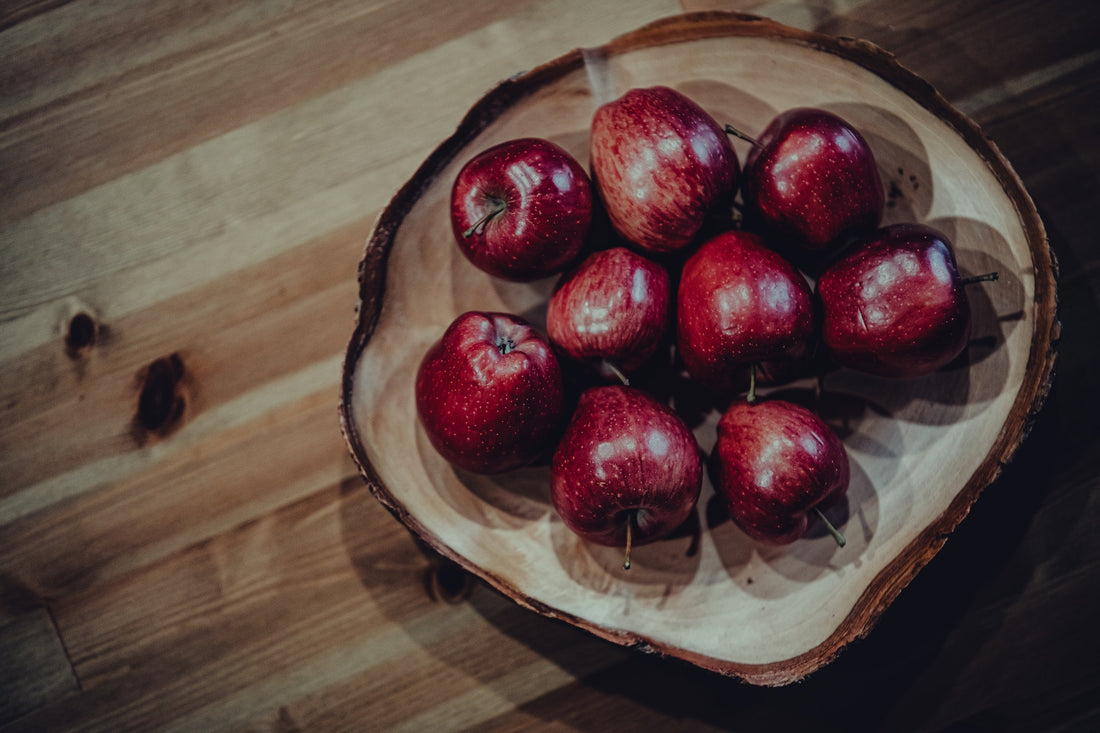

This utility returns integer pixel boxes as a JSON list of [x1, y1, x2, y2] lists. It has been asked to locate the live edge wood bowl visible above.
[[338, 12, 1058, 685]]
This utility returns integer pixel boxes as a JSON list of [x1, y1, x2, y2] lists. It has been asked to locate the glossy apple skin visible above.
[[742, 107, 884, 255], [711, 399, 849, 545], [450, 137, 593, 281], [415, 311, 565, 474], [816, 223, 972, 378], [551, 385, 702, 547], [676, 230, 815, 392], [546, 246, 671, 377], [589, 86, 739, 254]]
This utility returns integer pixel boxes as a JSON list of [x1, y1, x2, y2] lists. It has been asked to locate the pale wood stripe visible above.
[[0, 390, 352, 603], [0, 353, 342, 524], [955, 49, 1100, 117], [0, 250, 358, 499], [0, 0, 544, 220]]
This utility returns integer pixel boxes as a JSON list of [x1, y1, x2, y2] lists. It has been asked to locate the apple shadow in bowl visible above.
[[414, 419, 554, 528], [821, 216, 1021, 436], [707, 451, 882, 599], [939, 215, 1028, 354], [489, 274, 557, 331], [675, 78, 778, 147], [823, 101, 935, 228], [454, 463, 555, 522], [548, 506, 704, 599]]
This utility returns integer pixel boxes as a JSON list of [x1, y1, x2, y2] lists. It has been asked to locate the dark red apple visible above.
[[816, 222, 996, 378], [551, 385, 702, 567], [711, 398, 849, 546], [676, 230, 815, 393], [589, 86, 739, 254], [450, 137, 593, 281], [415, 311, 565, 474], [546, 246, 671, 381], [738, 107, 884, 256]]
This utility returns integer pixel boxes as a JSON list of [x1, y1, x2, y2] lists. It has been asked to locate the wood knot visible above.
[[425, 557, 473, 604], [133, 353, 188, 442], [64, 311, 101, 359]]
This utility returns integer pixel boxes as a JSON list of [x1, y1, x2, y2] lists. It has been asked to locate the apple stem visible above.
[[496, 335, 517, 355], [603, 360, 631, 387], [731, 205, 744, 229], [813, 507, 846, 548], [462, 198, 507, 238], [724, 124, 758, 146], [623, 512, 634, 571], [747, 363, 758, 404], [960, 272, 999, 286]]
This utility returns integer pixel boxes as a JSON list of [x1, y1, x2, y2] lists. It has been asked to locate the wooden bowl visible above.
[[338, 12, 1057, 685]]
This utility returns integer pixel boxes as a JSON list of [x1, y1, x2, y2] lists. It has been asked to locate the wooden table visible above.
[[2, 1, 1097, 730]]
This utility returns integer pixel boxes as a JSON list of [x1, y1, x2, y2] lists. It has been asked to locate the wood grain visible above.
[[2, 0, 1098, 729]]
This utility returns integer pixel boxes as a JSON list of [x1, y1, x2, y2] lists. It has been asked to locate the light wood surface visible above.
[[2, 1, 1098, 730]]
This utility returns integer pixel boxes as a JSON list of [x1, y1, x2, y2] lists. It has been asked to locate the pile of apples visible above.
[[415, 85, 995, 568]]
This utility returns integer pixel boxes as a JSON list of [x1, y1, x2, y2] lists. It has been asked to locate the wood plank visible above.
[[871, 387, 1100, 728], [4, 479, 619, 732], [0, 0, 681, 357], [0, 216, 363, 504], [0, 386, 355, 605], [973, 55, 1100, 244], [161, 592, 623, 733], [0, 608, 78, 726], [0, 0, 535, 222], [3, 481, 411, 731], [692, 0, 1099, 107], [879, 560, 1100, 730], [0, 0, 74, 33], [0, 0, 680, 224], [470, 659, 742, 733]]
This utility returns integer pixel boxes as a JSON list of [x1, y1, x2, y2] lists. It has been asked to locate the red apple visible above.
[[546, 246, 671, 381], [589, 86, 739, 254], [676, 230, 815, 393], [551, 385, 702, 567], [738, 107, 884, 257], [816, 222, 996, 378], [711, 398, 850, 546], [450, 137, 593, 281], [415, 311, 565, 474]]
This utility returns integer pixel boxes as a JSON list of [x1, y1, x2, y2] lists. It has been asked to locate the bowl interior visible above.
[[341, 15, 1052, 684]]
